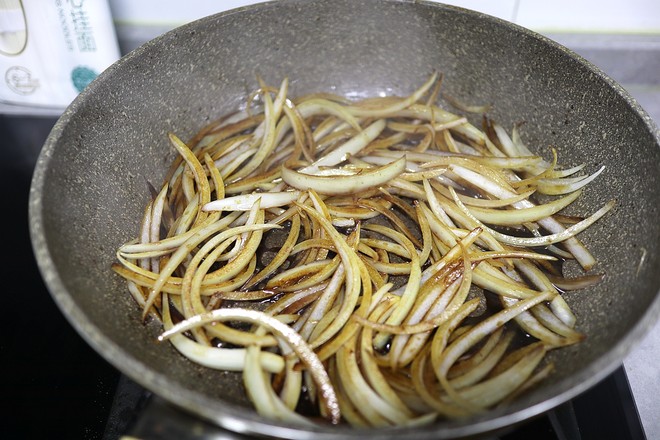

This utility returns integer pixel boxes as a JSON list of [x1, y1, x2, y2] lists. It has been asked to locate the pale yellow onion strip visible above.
[[511, 259, 576, 327], [465, 190, 583, 226], [359, 302, 417, 420], [139, 202, 153, 271], [180, 223, 277, 342], [454, 345, 546, 408], [262, 283, 328, 316], [469, 250, 557, 263], [395, 249, 476, 368], [203, 152, 225, 201], [191, 266, 280, 347], [111, 260, 181, 294], [305, 299, 342, 344], [229, 78, 288, 181], [328, 358, 371, 427], [442, 92, 492, 114], [489, 341, 545, 377], [509, 124, 550, 168], [495, 363, 555, 408], [148, 183, 169, 273], [141, 219, 280, 319], [215, 144, 255, 177], [118, 210, 238, 256], [199, 132, 255, 168], [394, 278, 463, 367], [296, 264, 346, 340], [442, 129, 465, 154], [387, 259, 465, 364], [115, 250, 265, 297], [357, 197, 422, 249], [266, 258, 339, 291], [326, 203, 383, 220], [420, 157, 525, 191], [244, 214, 301, 289], [536, 166, 605, 195], [204, 209, 268, 284], [335, 333, 405, 426], [242, 323, 315, 426], [202, 191, 302, 212], [351, 293, 465, 336], [356, 242, 380, 260], [449, 331, 514, 389], [492, 122, 522, 158], [410, 348, 468, 417], [294, 200, 362, 350], [387, 116, 468, 135], [360, 253, 389, 289], [283, 156, 405, 196], [243, 344, 316, 426], [363, 224, 422, 351], [171, 193, 203, 236], [411, 224, 482, 291], [181, 167, 196, 204], [211, 197, 259, 263], [160, 307, 340, 424], [399, 168, 447, 182], [447, 327, 505, 379], [345, 71, 438, 118], [300, 119, 386, 174], [448, 185, 615, 248], [429, 179, 538, 208], [542, 163, 587, 179], [471, 263, 541, 300], [507, 147, 559, 187], [290, 237, 334, 255], [500, 296, 576, 347], [224, 168, 280, 195], [432, 290, 554, 380], [278, 356, 304, 411], [448, 164, 598, 269], [296, 98, 363, 132], [280, 98, 314, 163], [357, 153, 460, 190], [529, 303, 585, 341], [159, 294, 284, 373], [412, 299, 482, 417], [413, 202, 434, 266], [359, 238, 409, 260], [422, 179, 457, 235], [312, 250, 374, 361], [545, 272, 605, 291], [168, 133, 212, 227], [179, 232, 240, 345], [431, 291, 553, 411]]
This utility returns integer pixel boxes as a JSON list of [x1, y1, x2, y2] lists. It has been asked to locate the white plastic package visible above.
[[0, 0, 120, 109]]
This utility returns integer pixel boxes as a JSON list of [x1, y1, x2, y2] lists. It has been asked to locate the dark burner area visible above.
[[2, 115, 646, 440]]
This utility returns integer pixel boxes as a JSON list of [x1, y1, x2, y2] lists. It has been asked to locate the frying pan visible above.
[[28, 0, 660, 438]]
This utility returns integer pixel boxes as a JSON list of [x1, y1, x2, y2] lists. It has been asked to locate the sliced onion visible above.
[[159, 307, 340, 424], [203, 191, 302, 211], [282, 156, 406, 195]]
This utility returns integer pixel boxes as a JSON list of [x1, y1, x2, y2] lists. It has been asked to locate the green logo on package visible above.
[[71, 66, 98, 92]]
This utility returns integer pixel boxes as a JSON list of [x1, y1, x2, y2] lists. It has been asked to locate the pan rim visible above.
[[28, 0, 660, 438]]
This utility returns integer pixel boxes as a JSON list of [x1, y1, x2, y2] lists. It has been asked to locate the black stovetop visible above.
[[2, 114, 647, 440]]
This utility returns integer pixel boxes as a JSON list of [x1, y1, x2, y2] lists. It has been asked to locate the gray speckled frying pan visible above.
[[28, 0, 660, 438]]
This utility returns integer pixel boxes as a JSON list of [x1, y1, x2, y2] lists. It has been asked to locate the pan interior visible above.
[[30, 0, 660, 437]]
